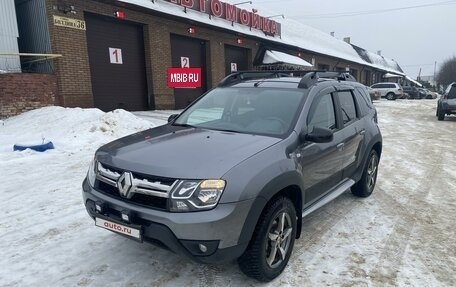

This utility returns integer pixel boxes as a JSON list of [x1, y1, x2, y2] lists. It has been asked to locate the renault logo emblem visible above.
[[117, 172, 134, 199]]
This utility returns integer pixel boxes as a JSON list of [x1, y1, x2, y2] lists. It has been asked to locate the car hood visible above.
[[96, 124, 282, 179]]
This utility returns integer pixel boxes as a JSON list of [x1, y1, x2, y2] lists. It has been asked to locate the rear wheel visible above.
[[386, 93, 396, 100], [238, 197, 297, 282], [352, 150, 379, 197]]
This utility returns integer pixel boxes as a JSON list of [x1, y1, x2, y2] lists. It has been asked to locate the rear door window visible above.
[[338, 90, 358, 126]]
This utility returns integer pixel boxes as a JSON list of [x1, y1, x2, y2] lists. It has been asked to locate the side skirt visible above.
[[302, 179, 355, 218]]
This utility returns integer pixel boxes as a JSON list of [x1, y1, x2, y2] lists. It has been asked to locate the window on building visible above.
[[350, 69, 358, 80], [318, 64, 330, 71]]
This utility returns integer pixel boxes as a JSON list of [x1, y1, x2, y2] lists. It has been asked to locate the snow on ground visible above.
[[1, 101, 455, 286]]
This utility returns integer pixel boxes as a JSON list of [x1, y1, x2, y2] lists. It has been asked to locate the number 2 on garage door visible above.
[[181, 57, 190, 68]]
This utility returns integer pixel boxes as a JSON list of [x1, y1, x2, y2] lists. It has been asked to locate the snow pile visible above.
[[1, 102, 456, 286], [0, 106, 155, 153]]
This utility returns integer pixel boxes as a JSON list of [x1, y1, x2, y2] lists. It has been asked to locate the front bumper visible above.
[[82, 178, 253, 263], [442, 103, 456, 114]]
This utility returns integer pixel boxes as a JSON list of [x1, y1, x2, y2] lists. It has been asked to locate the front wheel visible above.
[[352, 150, 379, 197], [238, 197, 297, 282], [437, 106, 445, 121]]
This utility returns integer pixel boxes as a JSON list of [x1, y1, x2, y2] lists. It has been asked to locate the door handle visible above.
[[359, 129, 366, 135], [337, 143, 345, 150]]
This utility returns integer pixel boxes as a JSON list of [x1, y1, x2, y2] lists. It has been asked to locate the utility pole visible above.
[[433, 61, 437, 87]]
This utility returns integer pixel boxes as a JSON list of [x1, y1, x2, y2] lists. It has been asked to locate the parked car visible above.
[[82, 71, 383, 282], [367, 86, 381, 101], [402, 85, 420, 99], [436, 82, 456, 120], [370, 82, 404, 100], [421, 88, 438, 99]]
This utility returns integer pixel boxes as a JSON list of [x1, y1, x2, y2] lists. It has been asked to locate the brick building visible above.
[[2, 0, 405, 117]]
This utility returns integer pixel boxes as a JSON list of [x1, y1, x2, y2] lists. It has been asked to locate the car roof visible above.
[[218, 71, 360, 90]]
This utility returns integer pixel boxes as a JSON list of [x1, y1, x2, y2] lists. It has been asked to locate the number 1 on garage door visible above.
[[109, 48, 123, 64]]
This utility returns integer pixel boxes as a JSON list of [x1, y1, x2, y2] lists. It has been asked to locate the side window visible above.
[[354, 88, 370, 117], [338, 90, 358, 125], [448, 86, 456, 99], [307, 93, 336, 131], [371, 84, 379, 88]]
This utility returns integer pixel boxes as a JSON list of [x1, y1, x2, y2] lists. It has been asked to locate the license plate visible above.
[[95, 217, 141, 240]]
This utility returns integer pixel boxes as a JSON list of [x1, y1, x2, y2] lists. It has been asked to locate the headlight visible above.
[[170, 179, 226, 212], [87, 159, 97, 187]]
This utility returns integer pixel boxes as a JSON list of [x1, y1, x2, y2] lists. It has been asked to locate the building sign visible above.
[[164, 0, 281, 36], [230, 63, 238, 72], [168, 68, 202, 88], [109, 48, 123, 64], [53, 15, 86, 30], [181, 57, 190, 68]]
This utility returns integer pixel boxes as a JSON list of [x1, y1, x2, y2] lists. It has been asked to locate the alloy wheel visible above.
[[266, 212, 293, 268]]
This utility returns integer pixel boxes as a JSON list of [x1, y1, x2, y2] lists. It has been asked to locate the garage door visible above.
[[85, 13, 149, 112], [225, 45, 249, 76], [170, 34, 207, 109]]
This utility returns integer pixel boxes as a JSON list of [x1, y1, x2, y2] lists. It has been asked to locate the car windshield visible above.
[[174, 87, 306, 136], [448, 84, 456, 99]]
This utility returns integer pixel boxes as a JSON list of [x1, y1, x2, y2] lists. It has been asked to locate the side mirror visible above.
[[302, 127, 334, 143], [168, 114, 179, 123]]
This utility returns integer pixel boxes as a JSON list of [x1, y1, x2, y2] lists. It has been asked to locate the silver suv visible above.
[[370, 82, 404, 100], [82, 71, 383, 282]]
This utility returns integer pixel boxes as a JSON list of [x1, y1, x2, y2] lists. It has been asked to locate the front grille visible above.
[[95, 180, 168, 210], [94, 162, 177, 211]]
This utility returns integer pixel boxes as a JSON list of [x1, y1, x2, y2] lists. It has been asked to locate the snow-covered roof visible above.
[[384, 73, 403, 78], [119, 0, 403, 74], [262, 50, 313, 67], [405, 75, 423, 87]]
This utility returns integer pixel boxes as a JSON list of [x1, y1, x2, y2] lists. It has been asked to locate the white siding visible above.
[[0, 0, 20, 72]]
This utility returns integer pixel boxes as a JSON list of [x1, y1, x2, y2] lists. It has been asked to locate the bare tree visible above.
[[436, 56, 456, 87]]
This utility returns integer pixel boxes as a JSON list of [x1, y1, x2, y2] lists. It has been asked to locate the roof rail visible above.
[[298, 71, 356, 88], [218, 70, 320, 87], [217, 70, 357, 88]]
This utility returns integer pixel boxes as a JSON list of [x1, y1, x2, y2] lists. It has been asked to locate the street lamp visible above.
[[234, 1, 252, 5]]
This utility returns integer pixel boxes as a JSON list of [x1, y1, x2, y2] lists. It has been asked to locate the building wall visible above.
[[41, 0, 391, 110], [0, 73, 58, 118], [45, 0, 259, 109]]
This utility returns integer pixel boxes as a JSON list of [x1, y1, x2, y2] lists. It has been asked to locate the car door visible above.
[[335, 88, 365, 179], [298, 88, 345, 205], [371, 84, 385, 97]]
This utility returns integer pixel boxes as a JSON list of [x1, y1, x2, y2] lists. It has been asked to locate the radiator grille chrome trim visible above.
[[95, 162, 177, 199]]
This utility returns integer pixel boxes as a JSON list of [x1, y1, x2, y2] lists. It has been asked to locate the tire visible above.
[[437, 107, 445, 121], [238, 197, 297, 282], [386, 93, 396, 101], [352, 150, 379, 198]]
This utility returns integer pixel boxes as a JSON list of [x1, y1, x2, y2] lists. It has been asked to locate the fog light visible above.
[[121, 213, 130, 222], [199, 244, 208, 253], [95, 201, 104, 213]]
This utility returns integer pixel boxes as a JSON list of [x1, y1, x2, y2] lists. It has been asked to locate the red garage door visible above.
[[85, 13, 149, 111]]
